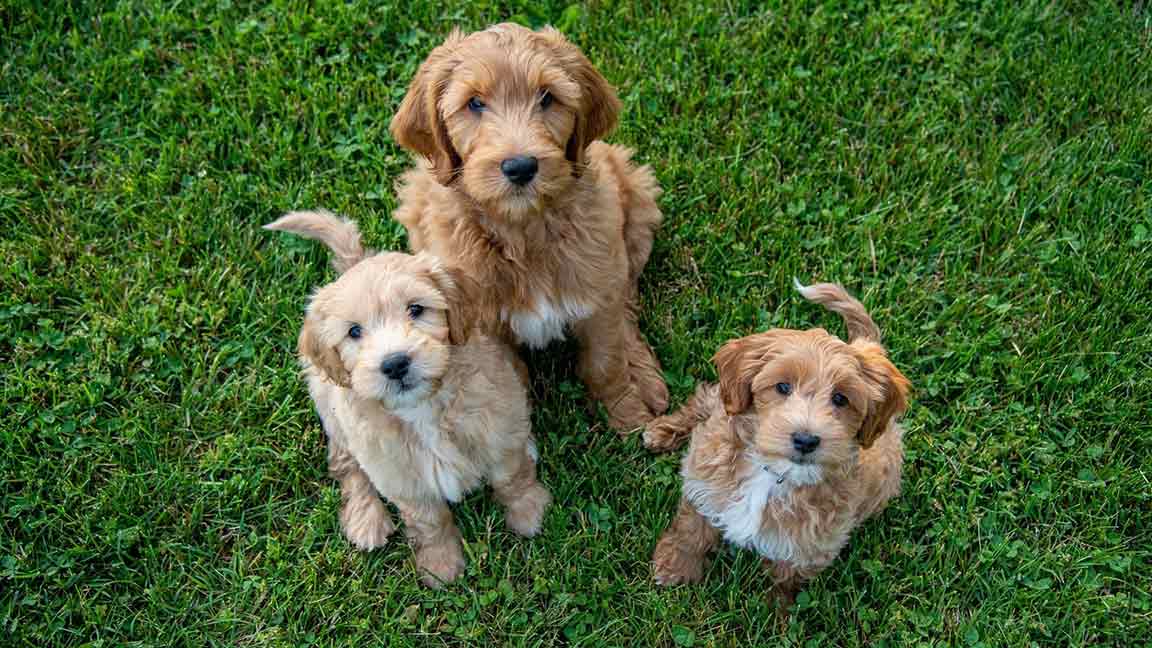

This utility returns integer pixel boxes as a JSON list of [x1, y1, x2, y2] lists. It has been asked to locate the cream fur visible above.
[[308, 335, 533, 506], [269, 210, 552, 589]]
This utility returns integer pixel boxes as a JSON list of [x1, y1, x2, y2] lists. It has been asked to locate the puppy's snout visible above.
[[500, 156, 538, 185], [792, 431, 821, 454], [380, 353, 412, 380]]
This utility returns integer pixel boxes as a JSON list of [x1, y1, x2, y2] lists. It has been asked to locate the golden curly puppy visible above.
[[645, 282, 911, 604], [389, 22, 667, 432], [266, 211, 551, 588]]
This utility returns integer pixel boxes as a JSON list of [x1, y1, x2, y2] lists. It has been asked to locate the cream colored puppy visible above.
[[266, 211, 551, 588]]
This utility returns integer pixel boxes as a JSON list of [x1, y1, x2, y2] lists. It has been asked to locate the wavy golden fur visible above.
[[644, 282, 911, 607], [389, 23, 667, 432], [267, 210, 550, 588]]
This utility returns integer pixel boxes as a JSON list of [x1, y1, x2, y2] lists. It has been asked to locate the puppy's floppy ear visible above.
[[427, 264, 484, 345], [536, 27, 622, 172], [390, 29, 464, 185], [713, 334, 776, 416], [298, 311, 350, 388], [855, 343, 911, 449]]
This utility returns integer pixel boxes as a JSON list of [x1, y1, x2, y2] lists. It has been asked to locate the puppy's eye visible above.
[[348, 324, 363, 340], [831, 392, 849, 408], [539, 90, 553, 109], [467, 97, 485, 112], [407, 304, 425, 319], [775, 382, 792, 396]]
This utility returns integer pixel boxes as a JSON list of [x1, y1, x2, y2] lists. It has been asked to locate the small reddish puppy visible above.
[[645, 281, 911, 604], [389, 23, 667, 433]]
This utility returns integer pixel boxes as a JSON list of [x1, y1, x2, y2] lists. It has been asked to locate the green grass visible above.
[[2, 0, 1150, 645]]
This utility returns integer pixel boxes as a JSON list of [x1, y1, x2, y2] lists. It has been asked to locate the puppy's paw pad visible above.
[[505, 485, 552, 537], [340, 498, 395, 551], [416, 544, 466, 589]]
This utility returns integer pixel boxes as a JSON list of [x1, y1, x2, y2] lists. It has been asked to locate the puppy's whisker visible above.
[[761, 464, 790, 484]]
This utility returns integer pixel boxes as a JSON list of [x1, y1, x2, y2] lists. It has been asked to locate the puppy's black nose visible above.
[[792, 431, 821, 454], [500, 156, 538, 185], [380, 353, 411, 380]]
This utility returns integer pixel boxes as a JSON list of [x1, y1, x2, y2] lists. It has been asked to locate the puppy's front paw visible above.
[[603, 389, 656, 435], [415, 541, 466, 589], [504, 484, 552, 537], [651, 539, 705, 586], [340, 496, 395, 551], [624, 324, 669, 416], [631, 361, 669, 416], [642, 415, 683, 453]]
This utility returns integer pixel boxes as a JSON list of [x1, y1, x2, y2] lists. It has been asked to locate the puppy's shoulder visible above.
[[453, 334, 525, 391], [585, 141, 637, 170], [443, 335, 530, 435], [684, 402, 745, 475], [393, 166, 457, 230], [586, 141, 661, 197]]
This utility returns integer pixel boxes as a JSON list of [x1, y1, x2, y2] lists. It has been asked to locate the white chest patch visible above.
[[506, 296, 594, 349], [394, 402, 480, 503], [683, 465, 802, 562]]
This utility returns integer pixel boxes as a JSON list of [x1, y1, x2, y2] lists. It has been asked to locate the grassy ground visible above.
[[3, 0, 1150, 645]]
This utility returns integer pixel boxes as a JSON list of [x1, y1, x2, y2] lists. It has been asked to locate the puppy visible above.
[[266, 210, 551, 588], [389, 22, 668, 432], [645, 281, 911, 604]]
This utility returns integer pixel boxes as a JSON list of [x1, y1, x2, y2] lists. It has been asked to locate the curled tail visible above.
[[264, 209, 367, 273], [793, 279, 881, 343]]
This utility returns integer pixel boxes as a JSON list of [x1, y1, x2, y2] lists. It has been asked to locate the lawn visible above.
[[2, 0, 1150, 645]]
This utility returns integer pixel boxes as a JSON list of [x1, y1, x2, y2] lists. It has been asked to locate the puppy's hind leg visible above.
[[574, 304, 656, 434], [602, 142, 669, 419], [491, 446, 552, 537], [624, 301, 670, 416], [643, 384, 716, 452]]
